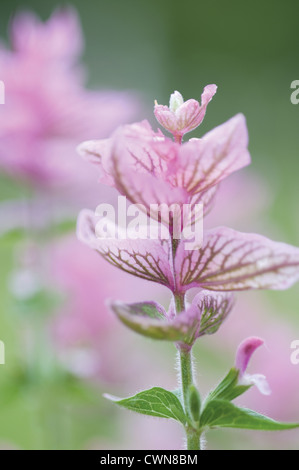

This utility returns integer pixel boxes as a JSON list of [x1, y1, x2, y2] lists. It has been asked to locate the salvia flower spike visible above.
[[77, 85, 299, 450]]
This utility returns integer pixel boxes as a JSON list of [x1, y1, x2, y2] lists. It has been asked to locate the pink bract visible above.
[[109, 290, 234, 347], [154, 86, 217, 141], [78, 114, 250, 220], [78, 209, 299, 294]]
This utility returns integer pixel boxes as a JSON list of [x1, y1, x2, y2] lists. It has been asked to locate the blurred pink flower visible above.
[[48, 235, 166, 382], [9, 8, 83, 64], [0, 8, 138, 187]]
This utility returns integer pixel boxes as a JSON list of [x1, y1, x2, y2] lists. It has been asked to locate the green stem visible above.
[[179, 348, 201, 450], [174, 291, 184, 314], [179, 348, 193, 420], [172, 231, 201, 450], [174, 293, 201, 450], [186, 425, 201, 450]]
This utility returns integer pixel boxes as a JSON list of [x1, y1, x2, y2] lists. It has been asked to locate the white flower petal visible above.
[[244, 373, 272, 396]]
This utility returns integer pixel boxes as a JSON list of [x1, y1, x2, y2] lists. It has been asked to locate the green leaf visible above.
[[201, 399, 299, 431], [104, 387, 187, 424], [189, 385, 201, 423], [110, 301, 184, 341], [125, 301, 166, 320], [206, 368, 251, 403]]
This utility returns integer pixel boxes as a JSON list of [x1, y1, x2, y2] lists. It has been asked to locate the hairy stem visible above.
[[174, 293, 201, 450], [186, 425, 201, 450], [171, 225, 201, 450], [179, 348, 193, 420]]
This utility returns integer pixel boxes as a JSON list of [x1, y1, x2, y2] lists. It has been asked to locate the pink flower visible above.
[[154, 86, 217, 142], [235, 337, 271, 395], [0, 8, 138, 187], [77, 89, 299, 312], [78, 114, 250, 221], [9, 8, 83, 64]]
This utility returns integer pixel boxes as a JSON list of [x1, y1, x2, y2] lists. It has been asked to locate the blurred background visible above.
[[0, 0, 298, 450]]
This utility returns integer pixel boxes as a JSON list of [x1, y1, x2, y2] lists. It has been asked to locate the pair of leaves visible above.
[[110, 292, 234, 345], [105, 379, 299, 433], [198, 368, 298, 430]]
